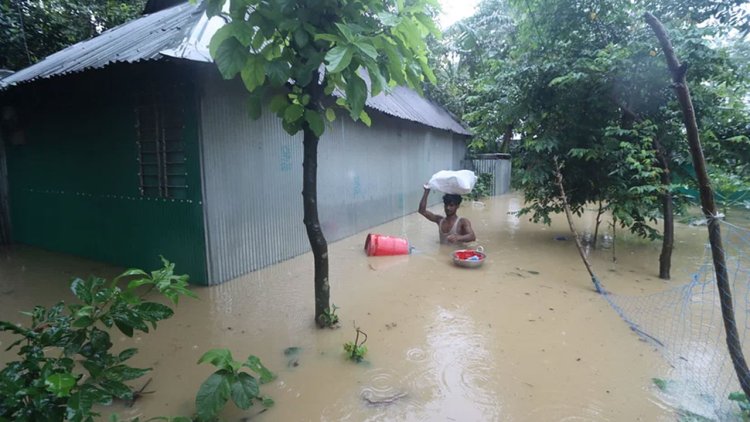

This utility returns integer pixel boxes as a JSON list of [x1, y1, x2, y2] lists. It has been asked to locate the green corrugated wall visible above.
[[4, 63, 208, 284]]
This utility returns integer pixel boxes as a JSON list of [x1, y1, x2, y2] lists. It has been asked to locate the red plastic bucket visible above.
[[364, 233, 410, 256]]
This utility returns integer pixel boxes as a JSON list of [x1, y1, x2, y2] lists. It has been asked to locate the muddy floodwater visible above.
[[2, 193, 726, 421]]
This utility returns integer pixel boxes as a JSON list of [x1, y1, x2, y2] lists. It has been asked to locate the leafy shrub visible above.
[[466, 172, 493, 201], [195, 349, 275, 422], [0, 258, 195, 421]]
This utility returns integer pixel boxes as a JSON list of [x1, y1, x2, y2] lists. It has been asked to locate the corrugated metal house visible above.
[[0, 2, 470, 285]]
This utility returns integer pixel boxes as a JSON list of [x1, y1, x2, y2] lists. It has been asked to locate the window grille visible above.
[[135, 92, 188, 199]]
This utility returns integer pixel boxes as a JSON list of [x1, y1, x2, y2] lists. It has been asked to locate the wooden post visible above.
[[645, 11, 750, 399]]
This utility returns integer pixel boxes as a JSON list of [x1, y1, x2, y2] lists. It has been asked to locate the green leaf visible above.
[[382, 43, 405, 85], [345, 72, 368, 120], [0, 320, 30, 337], [117, 268, 148, 278], [243, 355, 275, 384], [136, 302, 174, 322], [240, 57, 266, 92], [293, 28, 310, 48], [325, 46, 354, 73], [196, 372, 232, 422], [213, 37, 248, 80], [73, 316, 94, 328], [304, 109, 325, 137], [205, 0, 226, 17], [261, 396, 275, 407], [353, 41, 378, 60], [106, 365, 150, 382], [334, 23, 355, 41], [377, 12, 400, 27], [359, 110, 372, 127], [363, 62, 387, 97], [270, 94, 289, 114], [198, 349, 237, 372], [114, 319, 134, 337], [283, 104, 305, 123], [209, 24, 236, 59], [127, 278, 153, 290], [118, 347, 138, 362], [314, 33, 343, 43], [325, 108, 336, 122], [281, 118, 301, 136], [265, 60, 290, 87], [71, 278, 93, 304], [46, 373, 77, 397], [231, 372, 259, 409], [99, 380, 133, 400], [729, 391, 748, 402]]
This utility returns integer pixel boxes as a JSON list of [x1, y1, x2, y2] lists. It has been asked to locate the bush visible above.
[[0, 258, 195, 421]]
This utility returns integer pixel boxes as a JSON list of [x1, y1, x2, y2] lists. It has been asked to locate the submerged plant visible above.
[[0, 257, 195, 421], [343, 327, 368, 362], [318, 304, 340, 328], [195, 349, 275, 422]]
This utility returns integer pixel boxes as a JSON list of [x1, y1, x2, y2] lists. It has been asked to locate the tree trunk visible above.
[[593, 200, 604, 249], [653, 138, 673, 280], [646, 12, 750, 399], [302, 128, 330, 327], [553, 158, 603, 293]]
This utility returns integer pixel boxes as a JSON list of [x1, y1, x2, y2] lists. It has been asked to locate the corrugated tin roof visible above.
[[0, 2, 470, 136]]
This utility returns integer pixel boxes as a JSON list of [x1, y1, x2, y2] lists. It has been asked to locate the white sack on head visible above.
[[427, 170, 477, 195]]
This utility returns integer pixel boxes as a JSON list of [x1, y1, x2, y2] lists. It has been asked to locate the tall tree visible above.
[[1, 0, 147, 70], [431, 0, 750, 279], [205, 0, 439, 326]]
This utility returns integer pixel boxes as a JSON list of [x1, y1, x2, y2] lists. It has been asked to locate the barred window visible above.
[[134, 91, 188, 199]]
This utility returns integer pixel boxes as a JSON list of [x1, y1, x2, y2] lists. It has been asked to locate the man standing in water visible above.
[[418, 185, 476, 244]]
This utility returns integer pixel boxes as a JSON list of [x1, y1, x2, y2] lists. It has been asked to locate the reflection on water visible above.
[[1, 193, 715, 421]]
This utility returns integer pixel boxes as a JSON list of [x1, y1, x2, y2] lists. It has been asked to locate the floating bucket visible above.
[[364, 233, 410, 256]]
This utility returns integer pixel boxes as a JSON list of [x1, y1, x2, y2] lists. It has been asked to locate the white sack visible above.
[[427, 170, 477, 195]]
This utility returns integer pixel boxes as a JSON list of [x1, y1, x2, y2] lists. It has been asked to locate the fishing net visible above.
[[597, 220, 750, 421]]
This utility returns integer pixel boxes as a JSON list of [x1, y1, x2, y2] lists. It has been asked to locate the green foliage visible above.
[[1, 0, 146, 70], [195, 349, 275, 422], [205, 0, 440, 137], [343, 327, 368, 362], [0, 258, 195, 421], [432, 0, 750, 246], [729, 391, 750, 418], [317, 304, 340, 328], [466, 172, 493, 200]]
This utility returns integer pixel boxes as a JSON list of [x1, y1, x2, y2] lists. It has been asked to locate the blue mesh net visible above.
[[598, 220, 750, 420]]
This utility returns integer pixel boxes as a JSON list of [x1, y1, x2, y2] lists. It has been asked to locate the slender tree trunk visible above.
[[593, 200, 604, 249], [302, 128, 330, 326], [300, 69, 331, 327], [646, 12, 750, 398], [554, 158, 603, 293], [653, 138, 673, 280]]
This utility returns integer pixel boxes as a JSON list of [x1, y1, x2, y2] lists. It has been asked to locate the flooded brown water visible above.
[[1, 193, 725, 421]]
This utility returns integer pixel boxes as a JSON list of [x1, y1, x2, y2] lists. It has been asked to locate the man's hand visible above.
[[446, 234, 458, 243]]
